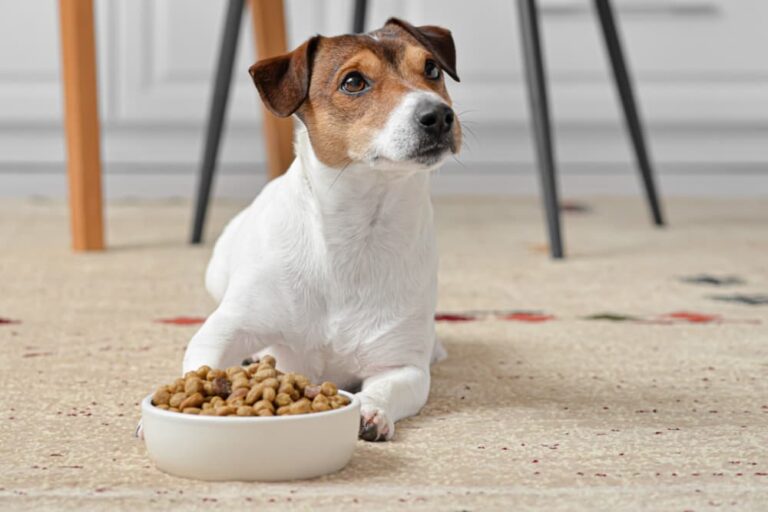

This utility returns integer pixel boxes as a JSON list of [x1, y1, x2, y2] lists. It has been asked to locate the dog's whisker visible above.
[[461, 125, 480, 145], [451, 154, 467, 169]]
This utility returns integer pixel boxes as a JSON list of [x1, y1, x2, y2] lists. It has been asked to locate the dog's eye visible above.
[[340, 72, 369, 94], [424, 60, 441, 80]]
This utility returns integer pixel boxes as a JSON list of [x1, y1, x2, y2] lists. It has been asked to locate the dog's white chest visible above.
[[287, 172, 438, 359]]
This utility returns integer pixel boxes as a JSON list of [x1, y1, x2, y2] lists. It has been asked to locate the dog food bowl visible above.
[[141, 391, 360, 481]]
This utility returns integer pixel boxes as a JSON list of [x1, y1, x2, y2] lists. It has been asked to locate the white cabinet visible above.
[[0, 0, 766, 196]]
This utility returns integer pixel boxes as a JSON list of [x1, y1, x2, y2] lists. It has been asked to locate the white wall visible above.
[[0, 0, 767, 198]]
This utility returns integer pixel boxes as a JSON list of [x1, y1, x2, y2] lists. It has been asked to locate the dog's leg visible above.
[[357, 365, 430, 442], [182, 305, 267, 373]]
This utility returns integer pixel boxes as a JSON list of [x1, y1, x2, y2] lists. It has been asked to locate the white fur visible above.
[[182, 92, 450, 440]]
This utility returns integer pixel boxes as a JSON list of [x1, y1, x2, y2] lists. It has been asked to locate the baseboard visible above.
[[2, 163, 766, 199], [1, 121, 766, 198]]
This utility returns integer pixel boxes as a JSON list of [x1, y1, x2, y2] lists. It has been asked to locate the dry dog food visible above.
[[150, 355, 350, 416]]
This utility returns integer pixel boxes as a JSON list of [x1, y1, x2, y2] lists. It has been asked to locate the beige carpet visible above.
[[1, 196, 767, 511]]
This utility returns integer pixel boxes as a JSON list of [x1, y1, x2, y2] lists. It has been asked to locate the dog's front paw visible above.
[[359, 406, 394, 442]]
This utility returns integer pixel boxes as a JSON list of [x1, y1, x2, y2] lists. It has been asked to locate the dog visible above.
[[182, 18, 460, 441]]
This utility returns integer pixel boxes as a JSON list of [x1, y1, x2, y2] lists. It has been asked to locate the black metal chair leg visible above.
[[352, 0, 368, 33], [517, 0, 564, 259], [191, 0, 245, 244], [594, 0, 664, 226]]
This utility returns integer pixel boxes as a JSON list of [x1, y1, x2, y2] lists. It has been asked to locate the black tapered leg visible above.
[[594, 0, 664, 226], [191, 0, 245, 244], [517, 0, 564, 258], [352, 0, 368, 33]]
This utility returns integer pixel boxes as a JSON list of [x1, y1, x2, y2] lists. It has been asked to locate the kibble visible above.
[[152, 388, 171, 406], [179, 392, 204, 410], [169, 392, 186, 408], [150, 356, 351, 416]]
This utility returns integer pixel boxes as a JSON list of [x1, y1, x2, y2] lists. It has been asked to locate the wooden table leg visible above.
[[59, 0, 105, 251], [250, 0, 294, 180]]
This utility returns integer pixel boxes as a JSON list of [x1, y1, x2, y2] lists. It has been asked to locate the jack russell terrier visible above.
[[183, 18, 460, 441]]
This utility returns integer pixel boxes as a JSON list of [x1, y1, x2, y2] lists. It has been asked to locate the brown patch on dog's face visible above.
[[249, 19, 461, 169]]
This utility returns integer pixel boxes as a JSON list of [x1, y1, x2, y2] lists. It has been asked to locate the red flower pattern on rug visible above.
[[157, 316, 206, 325]]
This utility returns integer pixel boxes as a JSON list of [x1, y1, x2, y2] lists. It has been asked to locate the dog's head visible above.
[[249, 18, 460, 171]]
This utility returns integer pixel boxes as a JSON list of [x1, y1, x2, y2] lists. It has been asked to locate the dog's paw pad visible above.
[[359, 407, 394, 442]]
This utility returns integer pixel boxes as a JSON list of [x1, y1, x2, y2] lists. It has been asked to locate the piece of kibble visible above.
[[226, 366, 243, 377], [262, 377, 279, 389], [253, 399, 275, 413], [206, 369, 225, 381], [295, 374, 310, 392], [236, 406, 255, 416], [289, 398, 312, 415], [312, 394, 331, 412], [279, 382, 298, 401], [215, 406, 236, 416], [184, 377, 204, 395], [231, 376, 250, 391], [152, 388, 171, 406], [169, 392, 186, 408], [227, 387, 248, 402], [245, 384, 263, 405], [151, 361, 349, 416], [262, 387, 276, 403], [303, 385, 321, 400], [195, 365, 211, 379], [254, 368, 277, 382], [275, 392, 293, 407], [330, 394, 351, 409], [179, 392, 204, 410], [211, 377, 231, 398], [320, 381, 338, 397]]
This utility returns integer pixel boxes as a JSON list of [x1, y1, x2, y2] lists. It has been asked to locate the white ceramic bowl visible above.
[[141, 391, 360, 481]]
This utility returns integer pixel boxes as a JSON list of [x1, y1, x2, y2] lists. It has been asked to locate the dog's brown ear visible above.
[[248, 36, 320, 117], [384, 18, 459, 82]]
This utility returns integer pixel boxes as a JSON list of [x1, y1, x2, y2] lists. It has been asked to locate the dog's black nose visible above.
[[415, 102, 454, 136]]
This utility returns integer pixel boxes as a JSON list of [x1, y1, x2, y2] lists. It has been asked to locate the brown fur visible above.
[[249, 18, 461, 168]]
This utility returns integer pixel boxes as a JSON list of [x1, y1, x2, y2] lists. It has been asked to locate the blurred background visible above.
[[1, 0, 767, 200]]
